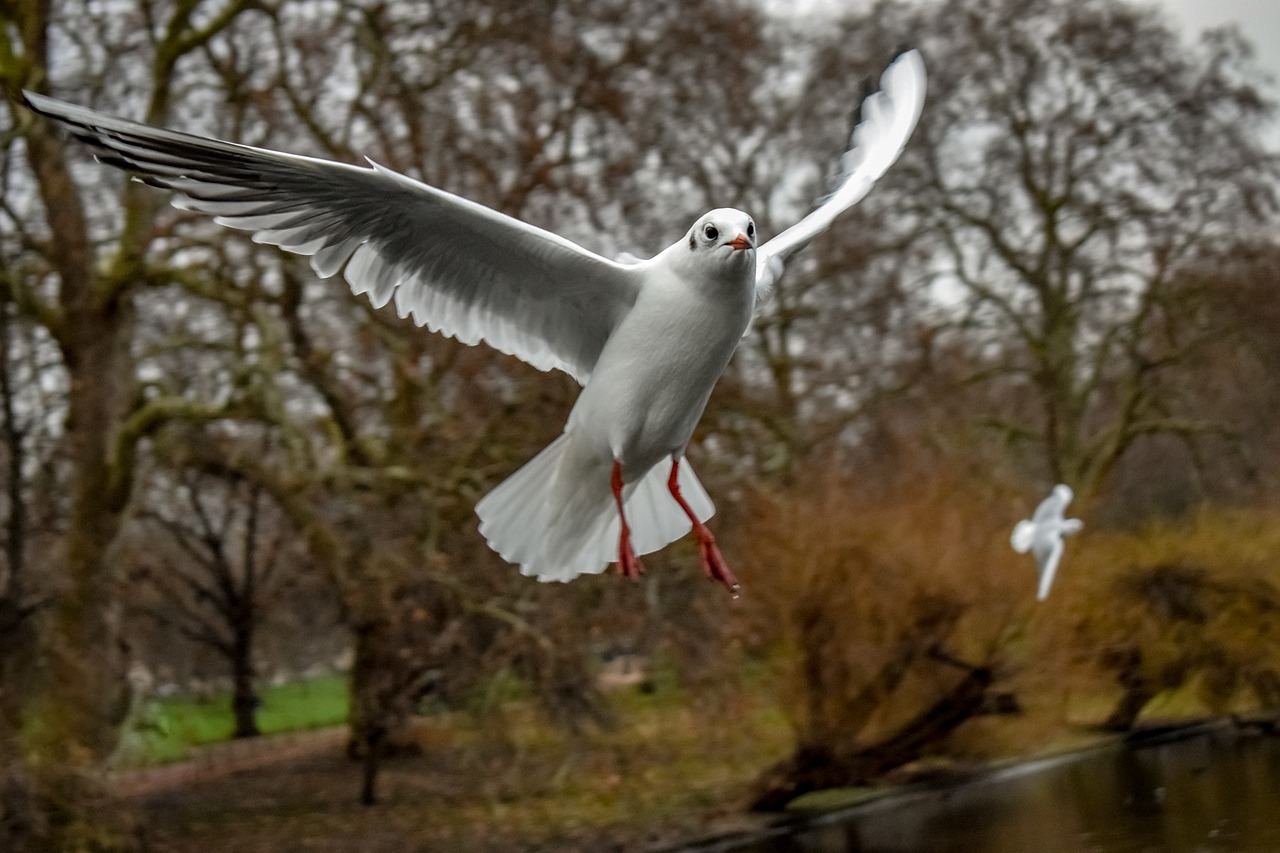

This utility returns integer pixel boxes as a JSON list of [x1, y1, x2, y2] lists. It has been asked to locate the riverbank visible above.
[[668, 715, 1280, 852], [123, 709, 1278, 852]]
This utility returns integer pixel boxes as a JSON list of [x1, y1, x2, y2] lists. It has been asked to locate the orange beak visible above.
[[726, 234, 752, 251]]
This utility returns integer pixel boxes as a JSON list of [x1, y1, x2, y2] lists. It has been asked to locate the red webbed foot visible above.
[[695, 532, 739, 596], [616, 536, 645, 580], [611, 460, 643, 582], [667, 459, 740, 598]]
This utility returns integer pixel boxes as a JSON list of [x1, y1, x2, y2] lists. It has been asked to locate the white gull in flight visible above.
[[23, 50, 926, 593], [1011, 484, 1083, 601]]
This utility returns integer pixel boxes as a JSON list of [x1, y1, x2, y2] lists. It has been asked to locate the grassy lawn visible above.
[[113, 674, 349, 768]]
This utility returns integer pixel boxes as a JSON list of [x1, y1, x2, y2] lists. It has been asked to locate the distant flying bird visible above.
[[1011, 484, 1083, 601], [23, 50, 926, 593]]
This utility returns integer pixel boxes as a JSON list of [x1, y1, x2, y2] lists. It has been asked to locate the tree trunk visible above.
[[751, 666, 994, 810], [0, 756, 43, 853], [20, 126, 138, 846], [1103, 686, 1155, 732], [1102, 648, 1156, 732], [28, 306, 137, 848], [359, 726, 385, 807], [348, 618, 396, 806], [0, 605, 42, 852], [231, 626, 261, 739], [346, 608, 428, 804], [0, 299, 43, 850]]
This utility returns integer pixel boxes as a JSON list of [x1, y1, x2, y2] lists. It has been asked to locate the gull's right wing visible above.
[[23, 92, 642, 384]]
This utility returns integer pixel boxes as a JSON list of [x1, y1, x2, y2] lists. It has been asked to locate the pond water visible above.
[[696, 723, 1280, 853]]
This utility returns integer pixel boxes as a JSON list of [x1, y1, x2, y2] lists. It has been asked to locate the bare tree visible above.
[[127, 462, 297, 739], [0, 296, 46, 847], [738, 0, 1280, 807], [866, 0, 1278, 500], [4, 10, 852, 785], [202, 0, 784, 803], [1, 0, 269, 844]]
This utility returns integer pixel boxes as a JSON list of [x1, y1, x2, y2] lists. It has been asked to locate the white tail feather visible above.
[[475, 435, 715, 582]]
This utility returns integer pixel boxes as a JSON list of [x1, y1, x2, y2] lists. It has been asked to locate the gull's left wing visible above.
[[754, 49, 927, 301]]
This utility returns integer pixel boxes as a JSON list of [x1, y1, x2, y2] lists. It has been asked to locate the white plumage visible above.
[[1011, 484, 1084, 601], [23, 50, 926, 589]]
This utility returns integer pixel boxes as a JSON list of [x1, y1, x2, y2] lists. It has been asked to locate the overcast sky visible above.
[[1157, 0, 1280, 90], [787, 1, 1280, 94]]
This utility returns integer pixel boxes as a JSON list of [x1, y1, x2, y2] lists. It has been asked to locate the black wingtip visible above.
[[19, 90, 44, 115], [856, 71, 878, 110], [839, 78, 874, 149], [19, 90, 68, 127]]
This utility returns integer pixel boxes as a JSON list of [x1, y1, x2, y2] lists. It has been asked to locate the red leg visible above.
[[611, 461, 644, 580], [668, 459, 740, 596]]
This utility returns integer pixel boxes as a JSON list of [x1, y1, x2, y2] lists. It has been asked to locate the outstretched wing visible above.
[[1010, 519, 1036, 554], [1034, 538, 1065, 601], [23, 92, 640, 384], [754, 49, 927, 301]]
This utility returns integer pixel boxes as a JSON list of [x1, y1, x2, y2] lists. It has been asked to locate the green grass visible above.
[[253, 675, 350, 733], [113, 674, 349, 768]]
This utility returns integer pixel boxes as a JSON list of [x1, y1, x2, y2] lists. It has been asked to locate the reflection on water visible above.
[[719, 726, 1280, 853]]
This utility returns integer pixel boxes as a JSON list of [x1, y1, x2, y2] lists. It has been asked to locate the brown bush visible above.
[[734, 459, 1036, 806]]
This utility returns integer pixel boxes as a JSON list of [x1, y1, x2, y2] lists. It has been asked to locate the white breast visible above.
[[566, 259, 754, 477]]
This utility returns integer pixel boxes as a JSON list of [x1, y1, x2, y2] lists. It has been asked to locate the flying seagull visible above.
[[1011, 484, 1083, 601], [23, 50, 926, 594]]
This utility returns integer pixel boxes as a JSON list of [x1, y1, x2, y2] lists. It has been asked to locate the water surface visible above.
[[704, 724, 1280, 852]]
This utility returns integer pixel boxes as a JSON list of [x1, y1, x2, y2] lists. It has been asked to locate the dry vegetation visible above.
[[1031, 509, 1280, 728], [738, 464, 1024, 731], [725, 458, 1280, 807], [729, 461, 1036, 806]]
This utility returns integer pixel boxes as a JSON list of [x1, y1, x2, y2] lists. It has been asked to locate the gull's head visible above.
[[1053, 484, 1074, 507], [685, 208, 755, 269], [664, 208, 756, 291]]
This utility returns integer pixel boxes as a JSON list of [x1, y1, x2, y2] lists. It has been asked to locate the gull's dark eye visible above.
[[747, 221, 755, 239], [703, 223, 719, 241]]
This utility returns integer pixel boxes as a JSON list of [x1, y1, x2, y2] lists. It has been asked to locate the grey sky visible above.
[[1156, 0, 1280, 90], [785, 1, 1280, 97], [785, 0, 1280, 142]]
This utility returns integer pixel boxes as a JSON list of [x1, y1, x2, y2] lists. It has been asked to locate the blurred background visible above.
[[3, 0, 1280, 849]]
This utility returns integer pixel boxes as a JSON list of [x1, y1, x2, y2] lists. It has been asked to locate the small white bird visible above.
[[23, 51, 926, 592], [1011, 484, 1083, 601]]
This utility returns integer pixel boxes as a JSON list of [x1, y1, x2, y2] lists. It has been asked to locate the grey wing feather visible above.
[[23, 92, 638, 384], [754, 49, 927, 306]]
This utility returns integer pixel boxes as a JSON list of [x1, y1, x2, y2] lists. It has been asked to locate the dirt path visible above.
[[109, 726, 348, 798]]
